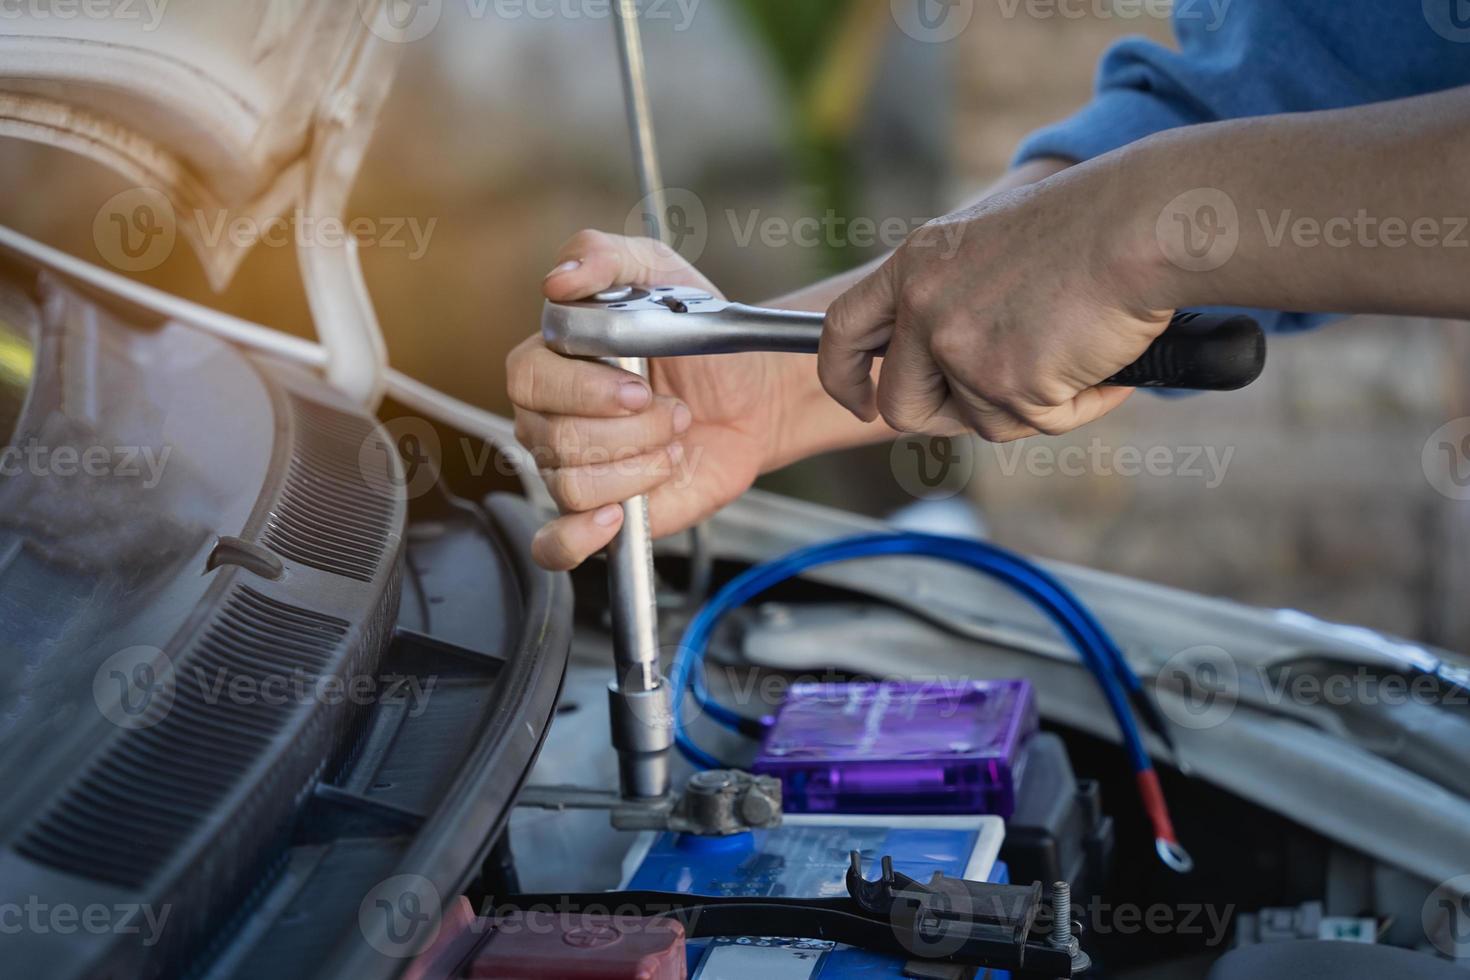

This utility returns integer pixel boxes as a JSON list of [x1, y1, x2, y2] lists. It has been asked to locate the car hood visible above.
[[0, 0, 403, 289]]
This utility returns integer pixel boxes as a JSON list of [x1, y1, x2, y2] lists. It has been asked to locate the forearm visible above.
[[1108, 86, 1470, 319], [760, 157, 1074, 470]]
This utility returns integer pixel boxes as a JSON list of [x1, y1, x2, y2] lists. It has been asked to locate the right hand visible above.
[[510, 230, 789, 570]]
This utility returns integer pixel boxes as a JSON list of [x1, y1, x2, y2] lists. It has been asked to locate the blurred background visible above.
[[3, 0, 1468, 650]]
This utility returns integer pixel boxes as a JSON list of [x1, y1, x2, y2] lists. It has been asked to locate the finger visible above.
[[1015, 385, 1135, 437], [542, 445, 682, 514], [532, 505, 625, 571], [875, 329, 954, 434], [514, 396, 692, 467], [946, 380, 1043, 444], [820, 259, 898, 421], [507, 336, 652, 416], [543, 229, 720, 300]]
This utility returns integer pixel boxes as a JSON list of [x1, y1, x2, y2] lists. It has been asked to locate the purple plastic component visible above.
[[752, 679, 1038, 818]]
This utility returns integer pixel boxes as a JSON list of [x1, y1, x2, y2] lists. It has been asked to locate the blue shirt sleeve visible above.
[[1012, 3, 1470, 335]]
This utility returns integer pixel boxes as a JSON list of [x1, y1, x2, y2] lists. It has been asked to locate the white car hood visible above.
[[1, 0, 408, 403]]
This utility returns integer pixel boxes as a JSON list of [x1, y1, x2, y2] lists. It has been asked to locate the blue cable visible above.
[[669, 532, 1152, 774]]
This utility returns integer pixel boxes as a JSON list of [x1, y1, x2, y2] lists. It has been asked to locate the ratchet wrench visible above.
[[544, 285, 1268, 390]]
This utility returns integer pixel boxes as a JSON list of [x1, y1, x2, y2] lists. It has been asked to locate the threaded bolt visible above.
[[1051, 881, 1072, 947]]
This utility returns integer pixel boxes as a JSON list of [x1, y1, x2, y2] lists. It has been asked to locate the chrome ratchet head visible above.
[[541, 285, 730, 358]]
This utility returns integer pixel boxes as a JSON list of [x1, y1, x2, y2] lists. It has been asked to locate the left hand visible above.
[[819, 166, 1172, 442]]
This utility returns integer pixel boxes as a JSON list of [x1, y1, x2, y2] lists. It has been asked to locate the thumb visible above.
[[820, 258, 898, 421]]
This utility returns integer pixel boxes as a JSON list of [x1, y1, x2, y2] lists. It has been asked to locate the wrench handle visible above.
[[1104, 312, 1266, 391], [717, 306, 1266, 391]]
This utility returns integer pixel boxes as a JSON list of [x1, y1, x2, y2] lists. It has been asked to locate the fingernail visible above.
[[668, 442, 685, 463], [618, 381, 651, 410], [545, 259, 581, 279], [594, 504, 624, 527], [672, 402, 692, 434]]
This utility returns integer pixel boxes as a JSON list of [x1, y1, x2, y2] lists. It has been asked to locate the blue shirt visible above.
[[1013, 3, 1470, 334]]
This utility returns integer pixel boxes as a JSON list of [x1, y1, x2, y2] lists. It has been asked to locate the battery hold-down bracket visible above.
[[503, 850, 1082, 977]]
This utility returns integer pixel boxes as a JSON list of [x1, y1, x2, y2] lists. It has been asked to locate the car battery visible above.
[[621, 814, 1007, 980], [752, 679, 1038, 818]]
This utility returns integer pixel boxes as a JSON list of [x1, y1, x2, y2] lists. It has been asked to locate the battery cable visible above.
[[668, 531, 1194, 874]]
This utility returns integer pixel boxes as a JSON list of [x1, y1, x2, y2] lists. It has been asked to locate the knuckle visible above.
[[927, 325, 972, 368], [533, 525, 576, 571], [512, 412, 536, 450], [549, 469, 591, 512], [549, 416, 584, 457], [567, 228, 607, 253]]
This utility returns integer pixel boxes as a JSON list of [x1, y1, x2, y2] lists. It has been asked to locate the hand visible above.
[[820, 165, 1171, 442], [510, 230, 789, 570]]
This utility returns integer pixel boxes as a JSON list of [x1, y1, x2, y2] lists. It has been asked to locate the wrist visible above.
[[760, 354, 895, 474], [1089, 135, 1206, 317]]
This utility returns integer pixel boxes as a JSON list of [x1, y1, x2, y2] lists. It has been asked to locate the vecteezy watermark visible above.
[[194, 211, 437, 261], [1258, 209, 1469, 251], [0, 439, 171, 488], [1424, 875, 1470, 959], [1156, 188, 1241, 273], [1157, 190, 1469, 274], [93, 646, 176, 731], [1424, 0, 1470, 43], [890, 0, 975, 44], [363, 415, 706, 502], [891, 435, 977, 501], [360, 0, 702, 44], [1036, 897, 1235, 946], [94, 188, 177, 274], [0, 898, 172, 947], [623, 187, 711, 272], [1155, 645, 1241, 731], [1155, 645, 1470, 730], [360, 874, 445, 958], [890, 435, 1235, 501], [190, 668, 437, 717], [93, 189, 437, 273], [360, 417, 444, 502], [1423, 417, 1470, 501], [727, 210, 965, 259], [990, 438, 1235, 488], [92, 645, 438, 729], [995, 0, 1232, 31], [0, 0, 170, 30]]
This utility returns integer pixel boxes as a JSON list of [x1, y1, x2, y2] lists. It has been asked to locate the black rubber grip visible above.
[[1103, 313, 1266, 390]]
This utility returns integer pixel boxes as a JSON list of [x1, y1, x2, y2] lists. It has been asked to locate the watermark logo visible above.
[[362, 0, 443, 42], [94, 188, 176, 273], [361, 0, 703, 43], [0, 898, 172, 946], [0, 0, 171, 31], [891, 0, 975, 43], [0, 440, 172, 488], [891, 435, 975, 501], [94, 189, 437, 273], [359, 874, 444, 958], [1423, 875, 1470, 958], [1156, 645, 1239, 730], [1422, 417, 1470, 501], [93, 646, 175, 730], [623, 187, 710, 273], [1424, 0, 1470, 43], [1258, 209, 1467, 251], [992, 438, 1235, 488], [361, 417, 444, 501], [1156, 188, 1239, 273], [728, 210, 964, 259], [993, 0, 1231, 31]]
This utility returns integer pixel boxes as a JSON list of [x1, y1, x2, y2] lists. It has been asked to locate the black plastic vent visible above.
[[15, 588, 349, 890], [263, 396, 397, 583]]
